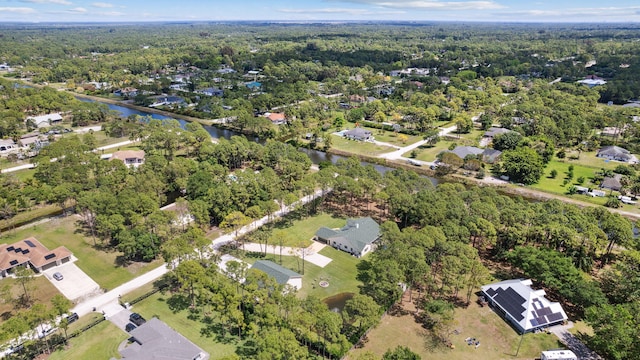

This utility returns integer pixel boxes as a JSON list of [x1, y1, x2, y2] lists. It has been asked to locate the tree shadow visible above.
[[166, 294, 190, 313]]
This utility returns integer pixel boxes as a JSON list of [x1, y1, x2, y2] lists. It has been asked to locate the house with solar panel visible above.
[[481, 279, 568, 334], [0, 237, 72, 277]]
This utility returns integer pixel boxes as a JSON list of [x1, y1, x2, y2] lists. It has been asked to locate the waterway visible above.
[[79, 97, 433, 180]]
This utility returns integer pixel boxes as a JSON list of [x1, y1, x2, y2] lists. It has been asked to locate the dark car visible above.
[[129, 313, 146, 326], [66, 312, 79, 324], [125, 323, 137, 332]]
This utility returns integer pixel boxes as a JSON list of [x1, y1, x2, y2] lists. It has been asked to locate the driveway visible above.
[[103, 302, 133, 331], [43, 261, 101, 302]]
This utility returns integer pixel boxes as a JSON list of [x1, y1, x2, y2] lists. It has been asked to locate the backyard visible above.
[[330, 134, 395, 156], [47, 320, 126, 360], [347, 293, 563, 360], [244, 245, 363, 299], [0, 216, 162, 291]]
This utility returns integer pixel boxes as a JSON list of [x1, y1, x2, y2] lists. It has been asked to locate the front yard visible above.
[[1, 216, 162, 291]]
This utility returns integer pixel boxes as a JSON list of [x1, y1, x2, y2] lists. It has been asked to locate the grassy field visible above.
[[561, 151, 625, 170], [0, 216, 162, 291], [330, 134, 395, 156], [245, 245, 362, 299], [265, 213, 347, 248], [0, 275, 61, 324], [47, 320, 126, 360], [370, 130, 421, 147], [131, 292, 239, 359], [0, 204, 61, 232], [348, 298, 562, 360]]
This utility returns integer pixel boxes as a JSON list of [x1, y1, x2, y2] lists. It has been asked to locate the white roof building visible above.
[[481, 279, 568, 334], [27, 113, 63, 128]]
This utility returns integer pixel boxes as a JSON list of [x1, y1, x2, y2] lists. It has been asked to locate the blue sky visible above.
[[1, 0, 640, 22]]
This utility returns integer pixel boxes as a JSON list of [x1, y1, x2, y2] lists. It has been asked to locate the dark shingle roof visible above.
[[251, 260, 301, 285]]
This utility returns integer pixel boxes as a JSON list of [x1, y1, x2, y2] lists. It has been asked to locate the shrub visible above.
[[550, 169, 558, 178]]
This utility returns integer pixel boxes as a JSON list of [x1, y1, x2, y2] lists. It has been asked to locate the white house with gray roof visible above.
[[315, 217, 380, 257], [251, 260, 302, 290]]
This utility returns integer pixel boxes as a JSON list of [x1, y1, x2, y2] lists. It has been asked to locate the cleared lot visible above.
[[44, 261, 101, 302]]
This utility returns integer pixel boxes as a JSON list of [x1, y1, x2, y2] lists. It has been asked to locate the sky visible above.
[[1, 0, 640, 23]]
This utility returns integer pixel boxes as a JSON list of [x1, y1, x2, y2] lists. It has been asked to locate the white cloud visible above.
[[327, 0, 504, 11], [0, 7, 36, 14], [279, 7, 404, 15], [21, 0, 72, 5], [494, 6, 640, 18], [67, 6, 87, 13], [92, 2, 113, 8]]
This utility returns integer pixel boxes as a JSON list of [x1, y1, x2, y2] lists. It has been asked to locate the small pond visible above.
[[323, 292, 354, 312]]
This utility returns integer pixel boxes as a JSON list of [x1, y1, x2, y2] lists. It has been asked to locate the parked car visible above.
[[129, 313, 146, 326], [65, 312, 79, 324], [52, 272, 63, 281], [125, 323, 137, 332]]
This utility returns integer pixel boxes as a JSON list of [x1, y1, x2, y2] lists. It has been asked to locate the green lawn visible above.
[[369, 130, 421, 147], [245, 245, 362, 300], [48, 321, 126, 360], [0, 275, 61, 324], [560, 151, 623, 170], [330, 134, 395, 156], [0, 216, 162, 290], [131, 292, 239, 359], [531, 160, 600, 195], [265, 213, 346, 248], [348, 299, 562, 360]]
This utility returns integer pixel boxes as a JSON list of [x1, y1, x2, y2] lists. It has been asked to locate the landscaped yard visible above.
[[330, 134, 395, 156], [348, 297, 562, 360], [131, 292, 239, 359], [0, 216, 162, 291], [244, 245, 362, 300], [47, 320, 126, 360], [265, 212, 347, 248]]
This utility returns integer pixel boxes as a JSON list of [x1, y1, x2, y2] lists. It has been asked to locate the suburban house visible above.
[[600, 174, 624, 192], [195, 87, 223, 97], [0, 139, 17, 154], [577, 75, 606, 88], [120, 317, 209, 360], [160, 201, 195, 228], [597, 145, 636, 163], [111, 150, 145, 168], [250, 260, 302, 291], [344, 128, 373, 142], [114, 87, 138, 97], [0, 237, 72, 277], [265, 112, 287, 125], [315, 217, 380, 257], [481, 279, 568, 334], [27, 113, 63, 128], [150, 95, 185, 108], [447, 146, 502, 164], [483, 127, 513, 139], [245, 81, 262, 90]]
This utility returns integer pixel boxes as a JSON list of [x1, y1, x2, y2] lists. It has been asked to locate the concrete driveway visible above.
[[43, 262, 101, 302], [103, 302, 133, 331]]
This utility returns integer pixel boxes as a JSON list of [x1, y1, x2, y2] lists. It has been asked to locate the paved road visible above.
[[377, 125, 457, 161]]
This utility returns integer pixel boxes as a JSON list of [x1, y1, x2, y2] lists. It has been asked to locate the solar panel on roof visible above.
[[22, 249, 29, 254], [44, 253, 56, 260], [9, 260, 18, 266], [530, 319, 539, 327], [24, 240, 36, 248], [535, 316, 547, 325], [547, 313, 564, 323], [6, 246, 14, 252], [13, 247, 21, 253]]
